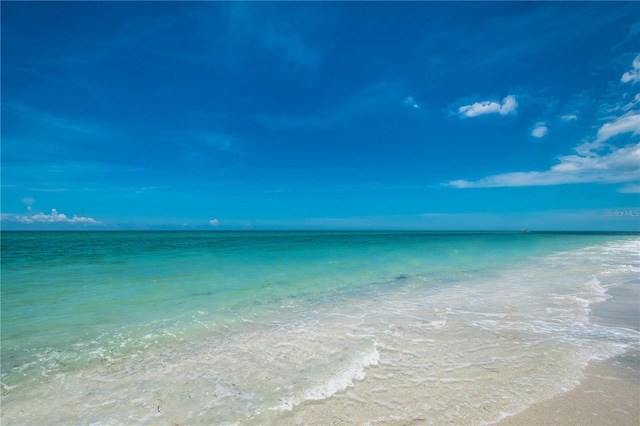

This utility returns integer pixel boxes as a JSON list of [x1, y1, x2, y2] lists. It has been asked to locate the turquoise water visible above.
[[1, 231, 639, 424]]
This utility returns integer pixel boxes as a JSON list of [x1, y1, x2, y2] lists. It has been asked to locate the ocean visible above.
[[1, 231, 638, 425]]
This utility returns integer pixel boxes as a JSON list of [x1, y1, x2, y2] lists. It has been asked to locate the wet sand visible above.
[[498, 283, 640, 426]]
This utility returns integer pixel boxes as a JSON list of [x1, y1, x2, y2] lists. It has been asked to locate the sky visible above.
[[1, 1, 639, 231]]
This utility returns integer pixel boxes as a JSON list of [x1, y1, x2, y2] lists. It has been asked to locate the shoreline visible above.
[[1, 236, 637, 425], [497, 350, 640, 426], [498, 281, 640, 426]]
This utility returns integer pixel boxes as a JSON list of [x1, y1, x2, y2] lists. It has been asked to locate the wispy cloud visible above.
[[450, 44, 640, 192], [1, 209, 102, 225], [531, 122, 548, 138], [192, 132, 243, 154], [2, 161, 151, 195], [22, 198, 35, 211], [458, 95, 517, 118], [449, 142, 639, 188], [2, 102, 119, 168], [595, 111, 640, 143], [621, 54, 640, 84], [227, 2, 322, 69], [416, 4, 630, 82], [4, 102, 104, 136], [202, 209, 636, 231], [623, 93, 640, 111], [449, 113, 640, 189], [404, 96, 421, 110], [259, 82, 402, 130], [618, 183, 640, 194], [261, 24, 320, 68]]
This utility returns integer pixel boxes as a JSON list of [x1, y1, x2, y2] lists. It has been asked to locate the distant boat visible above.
[[523, 228, 530, 233]]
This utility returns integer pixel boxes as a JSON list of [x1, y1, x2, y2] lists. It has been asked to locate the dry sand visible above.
[[498, 282, 640, 426], [497, 351, 639, 426]]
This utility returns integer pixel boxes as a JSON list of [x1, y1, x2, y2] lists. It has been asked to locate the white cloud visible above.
[[209, 219, 220, 226], [595, 111, 640, 143], [531, 122, 548, 138], [500, 95, 518, 114], [623, 93, 640, 111], [449, 113, 639, 189], [5, 102, 105, 139], [449, 142, 639, 188], [404, 96, 420, 109], [621, 55, 640, 84], [22, 197, 35, 211], [618, 183, 640, 193], [1, 209, 101, 225], [458, 95, 517, 118], [450, 50, 639, 192]]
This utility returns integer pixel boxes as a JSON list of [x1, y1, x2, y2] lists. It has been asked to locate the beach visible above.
[[498, 281, 640, 426], [258, 276, 640, 426], [1, 231, 638, 425], [3, 2, 639, 424], [497, 352, 639, 426]]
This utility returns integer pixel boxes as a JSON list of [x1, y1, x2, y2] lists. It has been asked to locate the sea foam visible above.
[[270, 344, 380, 411]]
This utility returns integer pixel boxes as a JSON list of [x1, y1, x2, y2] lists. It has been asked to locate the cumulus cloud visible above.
[[1, 209, 101, 225], [458, 95, 517, 118], [209, 219, 220, 226], [621, 55, 640, 84], [531, 122, 548, 138], [404, 96, 420, 109]]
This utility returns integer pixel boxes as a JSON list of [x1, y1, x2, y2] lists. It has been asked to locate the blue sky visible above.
[[1, 1, 639, 230]]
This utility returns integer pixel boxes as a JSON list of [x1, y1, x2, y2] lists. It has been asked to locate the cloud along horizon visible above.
[[1, 209, 101, 225]]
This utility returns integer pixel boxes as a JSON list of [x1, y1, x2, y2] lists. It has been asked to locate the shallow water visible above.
[[1, 231, 638, 424]]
